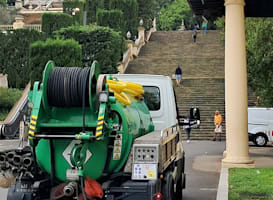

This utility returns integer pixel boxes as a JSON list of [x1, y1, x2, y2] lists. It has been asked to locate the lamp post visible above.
[[126, 31, 131, 40]]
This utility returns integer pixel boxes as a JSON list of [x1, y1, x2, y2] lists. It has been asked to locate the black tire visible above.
[[163, 172, 175, 200], [175, 174, 184, 200], [254, 133, 268, 147]]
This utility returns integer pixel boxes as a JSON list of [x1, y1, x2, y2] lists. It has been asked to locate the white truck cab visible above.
[[248, 107, 273, 146], [114, 74, 178, 130]]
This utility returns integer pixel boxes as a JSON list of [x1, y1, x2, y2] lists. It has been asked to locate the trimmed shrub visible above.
[[96, 9, 124, 33], [42, 13, 73, 37], [0, 29, 44, 88], [29, 39, 82, 83], [104, 0, 110, 9], [0, 87, 22, 110], [0, 87, 23, 121], [55, 25, 126, 73], [85, 0, 104, 24], [63, 0, 85, 25]]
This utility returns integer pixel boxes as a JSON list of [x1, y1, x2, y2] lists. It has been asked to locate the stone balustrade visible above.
[[0, 74, 8, 88], [118, 18, 157, 74]]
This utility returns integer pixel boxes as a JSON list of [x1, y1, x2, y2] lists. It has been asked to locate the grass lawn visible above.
[[229, 168, 273, 200]]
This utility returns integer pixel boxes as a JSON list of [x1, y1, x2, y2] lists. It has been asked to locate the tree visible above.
[[246, 18, 273, 106], [137, 0, 156, 29], [0, 7, 16, 24], [157, 0, 194, 30]]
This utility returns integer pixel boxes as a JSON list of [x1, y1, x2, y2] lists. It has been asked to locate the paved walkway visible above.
[[182, 141, 226, 200]]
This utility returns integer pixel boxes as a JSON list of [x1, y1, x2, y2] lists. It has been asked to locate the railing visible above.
[[118, 18, 157, 74], [0, 25, 13, 32], [24, 24, 42, 32]]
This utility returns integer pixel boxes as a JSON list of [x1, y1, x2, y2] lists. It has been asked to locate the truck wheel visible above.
[[175, 174, 183, 200], [163, 172, 175, 200], [254, 133, 268, 147]]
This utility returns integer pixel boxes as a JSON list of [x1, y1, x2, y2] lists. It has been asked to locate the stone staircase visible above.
[[126, 30, 256, 140]]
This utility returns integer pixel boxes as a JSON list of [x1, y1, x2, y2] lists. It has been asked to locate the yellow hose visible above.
[[106, 79, 144, 105]]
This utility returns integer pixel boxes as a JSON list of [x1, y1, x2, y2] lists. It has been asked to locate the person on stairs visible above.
[[212, 110, 222, 141], [192, 30, 197, 43], [175, 65, 182, 86]]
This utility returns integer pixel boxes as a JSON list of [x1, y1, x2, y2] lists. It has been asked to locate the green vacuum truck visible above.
[[0, 61, 200, 200]]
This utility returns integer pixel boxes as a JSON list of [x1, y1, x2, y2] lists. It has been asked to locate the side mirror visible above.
[[190, 107, 200, 120]]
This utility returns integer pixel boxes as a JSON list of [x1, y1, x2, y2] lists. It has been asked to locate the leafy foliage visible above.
[[96, 9, 124, 33], [216, 17, 273, 106], [157, 0, 194, 30], [29, 39, 82, 83], [0, 0, 6, 6], [0, 6, 16, 24], [85, 0, 104, 24], [0, 87, 22, 110], [0, 29, 45, 88], [63, 0, 85, 25], [55, 25, 126, 73], [0, 87, 22, 120], [137, 0, 156, 30], [42, 13, 73, 37], [246, 18, 273, 106]]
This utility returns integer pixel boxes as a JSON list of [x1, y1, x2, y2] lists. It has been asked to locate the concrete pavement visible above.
[[182, 141, 226, 200]]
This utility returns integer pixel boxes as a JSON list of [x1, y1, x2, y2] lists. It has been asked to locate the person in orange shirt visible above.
[[212, 110, 222, 141]]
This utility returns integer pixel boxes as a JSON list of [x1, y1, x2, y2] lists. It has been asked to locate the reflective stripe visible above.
[[98, 116, 104, 120], [97, 120, 103, 125], [29, 130, 34, 136], [32, 115, 38, 120], [96, 126, 103, 131], [30, 120, 37, 125], [29, 125, 35, 130]]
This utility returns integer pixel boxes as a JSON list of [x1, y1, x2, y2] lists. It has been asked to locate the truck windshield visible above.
[[142, 86, 160, 111]]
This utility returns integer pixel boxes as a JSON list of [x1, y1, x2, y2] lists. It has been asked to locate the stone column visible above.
[[138, 27, 145, 44], [13, 15, 25, 29], [222, 0, 254, 167]]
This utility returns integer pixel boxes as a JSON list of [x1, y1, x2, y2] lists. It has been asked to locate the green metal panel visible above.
[[29, 61, 154, 182]]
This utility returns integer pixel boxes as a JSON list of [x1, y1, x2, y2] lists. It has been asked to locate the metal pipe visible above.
[[63, 182, 77, 197], [11, 167, 18, 175], [13, 155, 22, 166], [6, 152, 15, 161], [0, 154, 6, 164], [22, 157, 32, 168]]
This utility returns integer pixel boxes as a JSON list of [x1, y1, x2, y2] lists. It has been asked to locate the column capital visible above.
[[225, 0, 245, 6]]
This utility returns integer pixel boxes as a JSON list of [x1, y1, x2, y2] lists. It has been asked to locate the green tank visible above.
[[28, 61, 154, 182]]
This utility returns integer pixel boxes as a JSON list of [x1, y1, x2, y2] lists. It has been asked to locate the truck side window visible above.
[[142, 86, 160, 111]]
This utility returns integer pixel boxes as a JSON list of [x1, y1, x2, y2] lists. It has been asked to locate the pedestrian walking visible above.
[[192, 30, 197, 43], [212, 110, 222, 141], [184, 115, 191, 143], [175, 65, 182, 85], [194, 23, 198, 30], [202, 22, 207, 34]]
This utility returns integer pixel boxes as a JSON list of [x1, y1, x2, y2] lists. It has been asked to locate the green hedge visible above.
[[96, 9, 124, 33], [85, 0, 104, 24], [0, 87, 22, 110], [55, 25, 126, 73], [109, 0, 138, 38], [63, 0, 85, 25], [29, 39, 82, 83], [42, 13, 73, 37], [0, 29, 44, 88]]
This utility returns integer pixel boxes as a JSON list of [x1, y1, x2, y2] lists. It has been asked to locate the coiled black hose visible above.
[[47, 67, 90, 107]]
